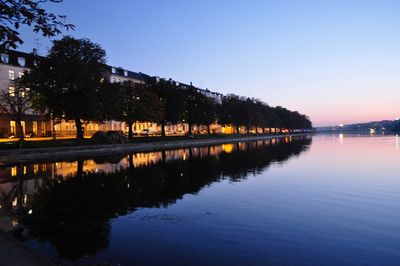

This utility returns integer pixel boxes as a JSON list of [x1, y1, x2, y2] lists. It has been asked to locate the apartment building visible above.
[[0, 49, 224, 138], [0, 50, 51, 138]]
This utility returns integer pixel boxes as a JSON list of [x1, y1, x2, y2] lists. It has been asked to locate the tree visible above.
[[218, 94, 248, 133], [183, 87, 217, 134], [116, 81, 165, 139], [249, 99, 270, 133], [0, 0, 74, 50], [271, 106, 312, 131], [23, 36, 107, 140], [0, 79, 33, 141], [265, 106, 281, 131], [97, 81, 125, 122], [148, 78, 187, 136]]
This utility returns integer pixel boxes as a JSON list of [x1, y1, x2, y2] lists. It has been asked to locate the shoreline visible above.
[[0, 133, 311, 166]]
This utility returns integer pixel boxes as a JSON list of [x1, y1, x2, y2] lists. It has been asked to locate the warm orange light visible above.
[[222, 144, 234, 153]]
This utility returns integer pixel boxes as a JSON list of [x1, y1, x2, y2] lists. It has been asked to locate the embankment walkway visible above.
[[0, 134, 310, 166]]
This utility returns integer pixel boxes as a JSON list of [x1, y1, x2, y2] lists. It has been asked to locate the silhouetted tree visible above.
[[0, 0, 74, 50], [116, 81, 165, 139], [23, 36, 107, 140], [183, 87, 217, 134], [218, 94, 249, 133], [148, 78, 187, 136]]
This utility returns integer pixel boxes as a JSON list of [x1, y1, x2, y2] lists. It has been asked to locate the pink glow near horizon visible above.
[[311, 110, 400, 127], [288, 98, 400, 127]]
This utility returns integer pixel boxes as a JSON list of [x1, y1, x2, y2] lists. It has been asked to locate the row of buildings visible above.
[[0, 49, 230, 138]]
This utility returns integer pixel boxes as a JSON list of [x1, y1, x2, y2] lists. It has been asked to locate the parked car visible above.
[[139, 129, 159, 136]]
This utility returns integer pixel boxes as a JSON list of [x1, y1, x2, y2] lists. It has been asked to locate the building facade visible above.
[[0, 50, 226, 138], [0, 50, 51, 138]]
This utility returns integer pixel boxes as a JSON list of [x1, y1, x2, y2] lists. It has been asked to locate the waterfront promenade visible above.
[[0, 133, 308, 166]]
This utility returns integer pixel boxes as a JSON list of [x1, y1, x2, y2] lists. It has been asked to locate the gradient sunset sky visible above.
[[16, 0, 400, 126]]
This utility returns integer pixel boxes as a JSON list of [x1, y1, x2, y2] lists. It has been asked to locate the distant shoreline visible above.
[[315, 130, 399, 134], [0, 133, 311, 166]]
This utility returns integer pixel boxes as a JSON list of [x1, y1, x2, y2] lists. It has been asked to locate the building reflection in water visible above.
[[0, 136, 311, 261]]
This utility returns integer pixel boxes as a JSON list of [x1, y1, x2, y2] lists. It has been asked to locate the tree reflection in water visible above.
[[2, 136, 311, 261]]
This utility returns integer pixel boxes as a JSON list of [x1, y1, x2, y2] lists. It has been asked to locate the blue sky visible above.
[[17, 0, 400, 126]]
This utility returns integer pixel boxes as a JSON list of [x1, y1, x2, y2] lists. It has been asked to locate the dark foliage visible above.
[[23, 36, 107, 139], [183, 87, 217, 134], [218, 94, 312, 132], [146, 78, 187, 136], [114, 81, 165, 138], [0, 0, 74, 50]]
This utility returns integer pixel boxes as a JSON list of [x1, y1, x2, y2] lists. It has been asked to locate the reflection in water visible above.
[[339, 133, 344, 144], [0, 136, 311, 261]]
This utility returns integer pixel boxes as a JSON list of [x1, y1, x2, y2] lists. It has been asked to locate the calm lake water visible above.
[[0, 134, 399, 265]]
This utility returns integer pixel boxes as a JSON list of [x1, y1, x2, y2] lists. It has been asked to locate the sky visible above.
[[16, 0, 400, 126]]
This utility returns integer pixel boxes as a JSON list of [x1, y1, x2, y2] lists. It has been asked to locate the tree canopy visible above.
[[218, 94, 312, 132], [0, 0, 74, 50], [183, 87, 217, 134], [23, 36, 107, 139], [20, 35, 312, 139], [148, 78, 186, 123], [114, 81, 165, 138]]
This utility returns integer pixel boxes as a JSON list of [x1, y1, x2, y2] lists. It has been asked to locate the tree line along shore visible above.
[[1, 36, 312, 143]]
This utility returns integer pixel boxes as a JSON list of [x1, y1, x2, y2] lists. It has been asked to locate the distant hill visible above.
[[316, 119, 400, 132]]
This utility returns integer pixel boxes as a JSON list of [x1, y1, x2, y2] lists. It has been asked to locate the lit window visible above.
[[10, 121, 16, 135], [8, 70, 15, 80], [11, 166, 17, 177], [1, 53, 9, 63], [17, 57, 26, 66], [32, 121, 38, 135], [34, 164, 39, 174], [41, 121, 46, 135], [21, 121, 25, 135], [18, 72, 24, 78], [111, 67, 116, 74], [124, 70, 128, 76], [8, 86, 15, 96]]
